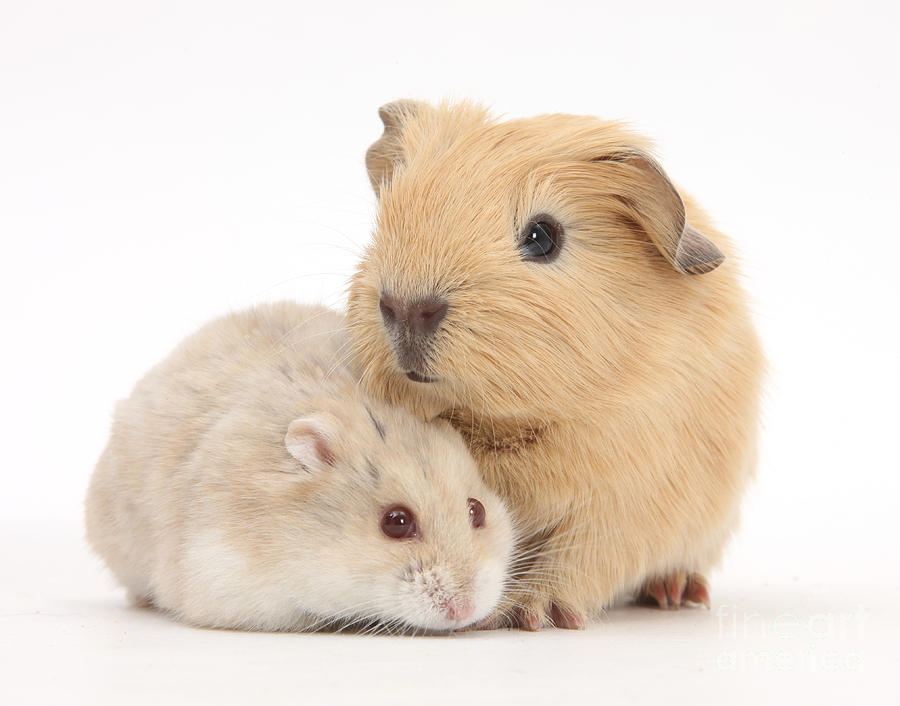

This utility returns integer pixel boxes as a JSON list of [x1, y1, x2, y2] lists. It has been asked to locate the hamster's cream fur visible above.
[[85, 302, 513, 632], [347, 101, 764, 629]]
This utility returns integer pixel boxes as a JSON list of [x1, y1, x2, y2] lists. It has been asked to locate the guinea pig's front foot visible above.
[[523, 601, 586, 631], [475, 600, 586, 631], [637, 571, 710, 610]]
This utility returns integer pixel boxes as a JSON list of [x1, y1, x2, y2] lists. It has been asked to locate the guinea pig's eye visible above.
[[468, 498, 485, 529], [520, 217, 562, 262], [381, 506, 418, 540]]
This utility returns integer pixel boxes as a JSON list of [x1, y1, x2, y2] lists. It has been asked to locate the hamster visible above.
[[347, 100, 764, 629], [85, 302, 514, 632]]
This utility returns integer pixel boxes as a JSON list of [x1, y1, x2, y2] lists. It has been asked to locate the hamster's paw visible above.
[[637, 571, 710, 609]]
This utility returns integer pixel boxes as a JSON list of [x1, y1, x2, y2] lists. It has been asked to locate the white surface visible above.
[[2, 519, 892, 705], [1, 1, 898, 704]]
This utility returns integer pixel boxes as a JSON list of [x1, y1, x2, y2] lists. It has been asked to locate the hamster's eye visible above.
[[468, 498, 486, 529], [520, 217, 562, 262], [381, 506, 418, 540]]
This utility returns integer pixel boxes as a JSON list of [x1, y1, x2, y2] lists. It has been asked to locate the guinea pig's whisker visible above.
[[323, 347, 359, 378], [507, 544, 598, 570], [507, 562, 597, 590], [252, 271, 354, 298], [262, 328, 351, 365], [243, 308, 349, 363], [455, 345, 489, 439], [353, 357, 380, 395], [300, 219, 367, 252], [271, 315, 346, 348], [321, 339, 357, 381]]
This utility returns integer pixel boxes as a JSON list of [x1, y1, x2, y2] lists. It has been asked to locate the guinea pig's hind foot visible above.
[[637, 571, 710, 610]]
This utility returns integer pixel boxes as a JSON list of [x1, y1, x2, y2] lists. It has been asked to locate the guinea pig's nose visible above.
[[379, 294, 448, 338], [408, 297, 448, 337], [378, 293, 400, 328]]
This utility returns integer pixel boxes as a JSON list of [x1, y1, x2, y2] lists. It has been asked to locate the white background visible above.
[[1, 1, 898, 704]]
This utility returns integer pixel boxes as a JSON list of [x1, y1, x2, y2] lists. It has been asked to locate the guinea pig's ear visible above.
[[593, 150, 725, 275], [365, 100, 421, 197], [285, 416, 337, 476]]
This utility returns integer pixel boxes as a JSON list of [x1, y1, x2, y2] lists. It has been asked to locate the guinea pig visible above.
[[346, 100, 764, 630], [85, 302, 514, 632]]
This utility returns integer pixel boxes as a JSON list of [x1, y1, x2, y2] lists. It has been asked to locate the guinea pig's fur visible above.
[[85, 302, 513, 632], [347, 100, 764, 629]]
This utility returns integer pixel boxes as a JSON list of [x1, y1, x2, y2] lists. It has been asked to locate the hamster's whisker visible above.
[[358, 621, 383, 637], [304, 598, 384, 632], [359, 615, 409, 638], [357, 612, 407, 637]]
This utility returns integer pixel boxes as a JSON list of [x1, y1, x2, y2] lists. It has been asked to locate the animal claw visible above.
[[638, 572, 710, 610]]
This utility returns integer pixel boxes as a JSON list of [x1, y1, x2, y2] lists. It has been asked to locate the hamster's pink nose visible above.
[[444, 596, 474, 623], [379, 294, 448, 338]]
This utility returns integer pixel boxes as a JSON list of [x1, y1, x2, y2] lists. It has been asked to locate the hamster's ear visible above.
[[285, 416, 337, 476], [365, 100, 421, 197], [592, 150, 725, 275]]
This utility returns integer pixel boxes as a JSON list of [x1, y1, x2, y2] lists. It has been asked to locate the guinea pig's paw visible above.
[[464, 610, 512, 631], [516, 599, 586, 631], [470, 598, 551, 630], [455, 605, 527, 631], [457, 596, 588, 631], [550, 603, 587, 630], [519, 603, 549, 631], [637, 571, 710, 610]]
